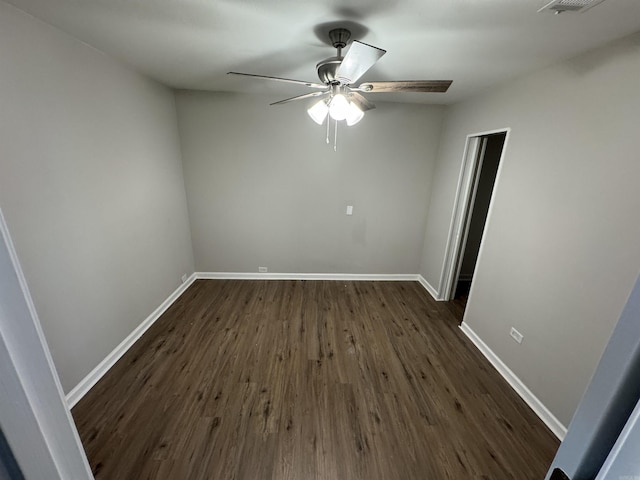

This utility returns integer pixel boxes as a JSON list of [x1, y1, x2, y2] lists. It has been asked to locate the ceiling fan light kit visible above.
[[307, 98, 329, 125], [228, 27, 452, 150], [306, 94, 363, 129], [328, 94, 349, 120], [345, 102, 364, 126]]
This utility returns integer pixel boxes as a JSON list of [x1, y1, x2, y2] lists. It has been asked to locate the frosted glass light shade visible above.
[[307, 99, 329, 124], [329, 94, 349, 120], [345, 102, 364, 126]]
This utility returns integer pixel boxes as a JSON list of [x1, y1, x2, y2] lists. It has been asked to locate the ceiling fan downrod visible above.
[[316, 28, 352, 84]]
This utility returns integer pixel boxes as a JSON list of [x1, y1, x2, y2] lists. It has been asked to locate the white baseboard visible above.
[[196, 272, 419, 281], [459, 322, 567, 440], [417, 274, 443, 301], [65, 273, 197, 408]]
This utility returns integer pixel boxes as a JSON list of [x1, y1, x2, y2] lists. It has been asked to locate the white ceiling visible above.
[[6, 0, 640, 104]]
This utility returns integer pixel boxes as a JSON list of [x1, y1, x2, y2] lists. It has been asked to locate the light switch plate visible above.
[[510, 327, 524, 344]]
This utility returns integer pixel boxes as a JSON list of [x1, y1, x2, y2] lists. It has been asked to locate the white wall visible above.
[[420, 32, 640, 426], [176, 91, 444, 274], [0, 3, 195, 392]]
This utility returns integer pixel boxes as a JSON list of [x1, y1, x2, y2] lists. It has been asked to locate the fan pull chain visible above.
[[326, 116, 330, 144], [334, 118, 338, 152]]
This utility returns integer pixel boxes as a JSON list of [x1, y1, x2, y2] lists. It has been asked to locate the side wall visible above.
[[419, 32, 640, 426], [0, 3, 195, 392], [176, 91, 444, 275]]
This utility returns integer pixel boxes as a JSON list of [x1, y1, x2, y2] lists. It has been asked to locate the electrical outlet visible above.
[[346, 205, 353, 215], [258, 267, 268, 273], [510, 327, 524, 344], [181, 274, 188, 283]]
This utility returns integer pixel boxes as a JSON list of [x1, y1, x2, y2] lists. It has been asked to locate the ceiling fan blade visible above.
[[349, 92, 376, 111], [336, 40, 386, 85], [356, 80, 453, 93], [227, 72, 328, 89], [270, 91, 329, 106]]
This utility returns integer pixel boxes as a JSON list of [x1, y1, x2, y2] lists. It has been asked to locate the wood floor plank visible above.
[[73, 280, 559, 479]]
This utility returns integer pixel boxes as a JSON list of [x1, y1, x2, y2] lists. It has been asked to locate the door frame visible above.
[[448, 136, 488, 300], [595, 395, 640, 479], [0, 208, 93, 479], [438, 127, 510, 302]]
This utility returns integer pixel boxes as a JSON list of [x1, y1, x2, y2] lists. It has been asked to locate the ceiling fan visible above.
[[228, 28, 452, 147]]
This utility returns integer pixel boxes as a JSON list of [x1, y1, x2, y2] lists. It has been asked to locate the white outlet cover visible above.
[[346, 205, 353, 215], [258, 267, 268, 273], [510, 327, 524, 344]]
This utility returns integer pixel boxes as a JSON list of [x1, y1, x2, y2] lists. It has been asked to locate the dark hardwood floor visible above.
[[72, 280, 559, 479]]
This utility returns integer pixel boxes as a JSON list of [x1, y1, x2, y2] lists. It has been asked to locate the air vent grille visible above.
[[538, 0, 606, 13]]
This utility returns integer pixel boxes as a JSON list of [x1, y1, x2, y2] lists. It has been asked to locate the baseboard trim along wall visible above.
[[417, 274, 443, 301], [459, 322, 568, 440], [65, 273, 197, 408], [196, 272, 419, 282]]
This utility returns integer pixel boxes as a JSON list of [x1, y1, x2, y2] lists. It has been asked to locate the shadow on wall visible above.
[[563, 30, 640, 75], [0, 429, 25, 480]]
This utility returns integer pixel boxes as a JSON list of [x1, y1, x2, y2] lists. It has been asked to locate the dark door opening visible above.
[[450, 132, 506, 313]]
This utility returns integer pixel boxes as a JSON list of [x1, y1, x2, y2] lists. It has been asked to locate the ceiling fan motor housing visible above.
[[316, 56, 342, 84]]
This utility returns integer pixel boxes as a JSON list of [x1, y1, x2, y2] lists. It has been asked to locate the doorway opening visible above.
[[441, 129, 508, 318]]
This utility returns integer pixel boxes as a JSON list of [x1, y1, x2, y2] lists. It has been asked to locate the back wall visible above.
[[176, 91, 444, 274]]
